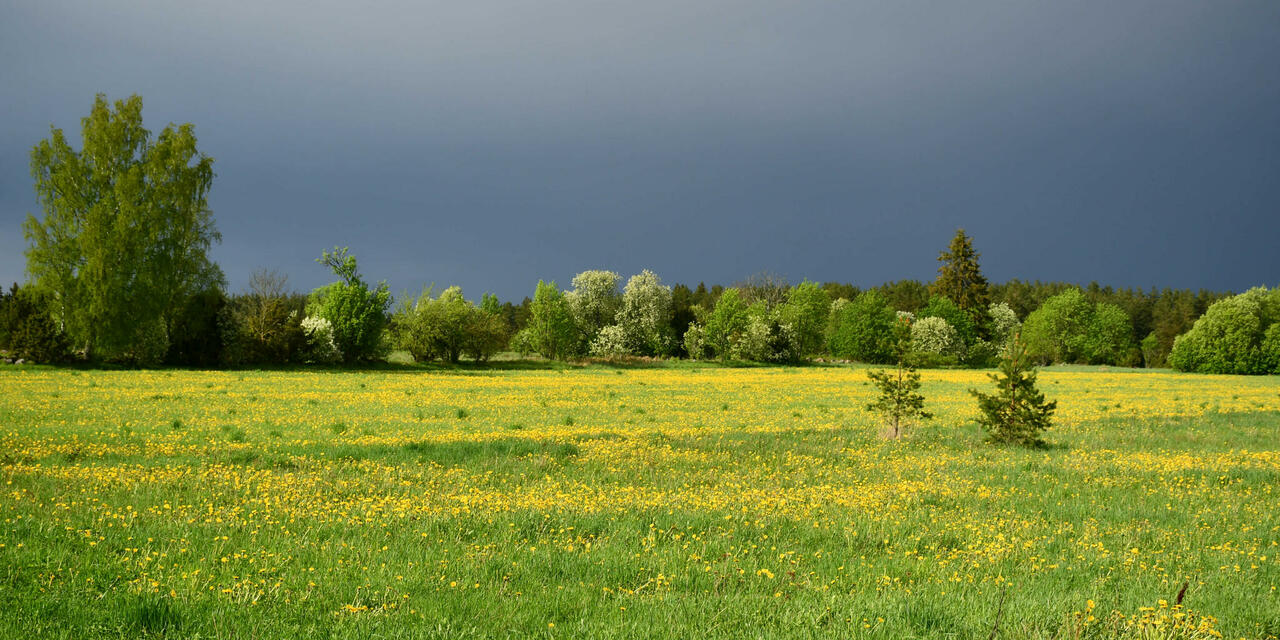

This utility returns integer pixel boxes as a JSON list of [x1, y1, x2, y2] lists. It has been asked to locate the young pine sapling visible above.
[[866, 317, 931, 439], [970, 334, 1057, 446]]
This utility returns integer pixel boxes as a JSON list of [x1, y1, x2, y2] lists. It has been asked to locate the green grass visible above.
[[0, 364, 1277, 638]]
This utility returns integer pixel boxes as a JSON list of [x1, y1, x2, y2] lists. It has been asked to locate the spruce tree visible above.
[[866, 318, 931, 438], [970, 335, 1057, 446], [933, 229, 991, 315]]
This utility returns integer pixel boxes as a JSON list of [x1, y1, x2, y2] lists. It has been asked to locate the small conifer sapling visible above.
[[970, 334, 1057, 446], [866, 317, 931, 438]]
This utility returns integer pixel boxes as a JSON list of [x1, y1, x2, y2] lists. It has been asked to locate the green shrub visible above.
[[1022, 289, 1093, 364], [703, 288, 750, 360], [1086, 303, 1137, 366], [826, 291, 896, 364], [1023, 289, 1135, 366], [220, 271, 308, 365], [526, 280, 579, 360], [165, 288, 226, 367], [1169, 287, 1279, 374], [393, 286, 508, 363], [308, 247, 392, 364], [910, 316, 962, 358], [731, 304, 798, 363], [917, 295, 977, 346], [682, 323, 707, 360], [778, 280, 831, 359], [0, 284, 71, 363]]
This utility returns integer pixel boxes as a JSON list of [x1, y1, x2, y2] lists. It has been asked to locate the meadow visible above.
[[1, 363, 1278, 639]]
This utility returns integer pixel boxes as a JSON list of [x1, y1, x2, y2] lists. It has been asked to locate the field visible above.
[[2, 364, 1279, 639]]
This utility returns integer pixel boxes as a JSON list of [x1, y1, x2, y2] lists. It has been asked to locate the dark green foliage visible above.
[[866, 320, 931, 438], [309, 247, 392, 364], [932, 229, 990, 316], [827, 290, 896, 364], [165, 288, 226, 366], [668, 284, 697, 357], [820, 282, 862, 304], [877, 280, 930, 313], [220, 271, 308, 365], [0, 284, 71, 363], [970, 338, 1057, 446]]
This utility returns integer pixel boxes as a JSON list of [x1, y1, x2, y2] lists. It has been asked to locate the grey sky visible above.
[[2, 1, 1278, 301]]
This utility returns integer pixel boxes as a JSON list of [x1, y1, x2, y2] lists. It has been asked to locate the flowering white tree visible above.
[[589, 324, 630, 357], [988, 302, 1021, 356], [566, 270, 622, 345], [910, 316, 962, 357], [616, 270, 673, 356]]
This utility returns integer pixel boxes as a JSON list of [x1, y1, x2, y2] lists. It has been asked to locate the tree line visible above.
[[3, 94, 1275, 374]]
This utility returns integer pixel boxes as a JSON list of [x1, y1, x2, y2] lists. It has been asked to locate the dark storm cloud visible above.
[[2, 1, 1278, 300]]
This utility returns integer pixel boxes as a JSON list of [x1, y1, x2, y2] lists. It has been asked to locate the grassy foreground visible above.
[[1, 364, 1278, 639]]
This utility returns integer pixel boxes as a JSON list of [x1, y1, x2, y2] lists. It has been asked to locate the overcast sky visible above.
[[2, 1, 1277, 301]]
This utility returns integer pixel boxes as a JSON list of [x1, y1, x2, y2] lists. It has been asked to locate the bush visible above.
[[910, 316, 962, 358], [1140, 332, 1161, 368], [1022, 289, 1093, 364], [988, 302, 1020, 356], [510, 328, 537, 358], [731, 304, 798, 363], [682, 323, 707, 360], [778, 280, 831, 359], [827, 291, 896, 364], [1262, 324, 1280, 374], [165, 289, 226, 367], [526, 280, 579, 360], [128, 319, 170, 366], [917, 296, 977, 346], [1023, 289, 1135, 366], [0, 284, 71, 363], [703, 288, 750, 360], [220, 271, 308, 365], [866, 318, 930, 438], [1088, 303, 1138, 366], [961, 339, 999, 368], [308, 247, 392, 364], [464, 311, 508, 363], [393, 286, 506, 363], [589, 324, 630, 357], [301, 316, 342, 363], [1169, 287, 1280, 374], [566, 270, 621, 347]]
